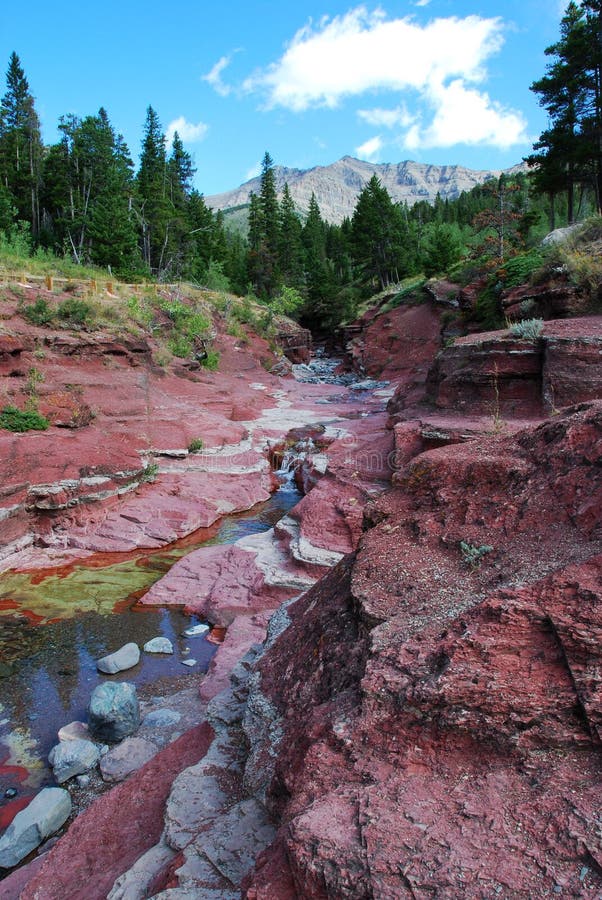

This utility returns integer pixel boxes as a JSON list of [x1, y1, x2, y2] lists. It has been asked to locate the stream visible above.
[[0, 470, 302, 798]]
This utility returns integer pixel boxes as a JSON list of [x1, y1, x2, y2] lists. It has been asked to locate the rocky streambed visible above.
[[2, 286, 602, 898]]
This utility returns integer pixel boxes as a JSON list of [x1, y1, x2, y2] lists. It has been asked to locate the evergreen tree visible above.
[[0, 52, 43, 236], [350, 175, 405, 289], [472, 176, 525, 262], [246, 152, 280, 297], [41, 108, 139, 269], [136, 106, 172, 274], [278, 183, 304, 289], [528, 3, 590, 223], [302, 193, 334, 328]]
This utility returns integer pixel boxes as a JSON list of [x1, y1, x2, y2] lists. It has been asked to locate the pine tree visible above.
[[246, 152, 280, 297], [136, 106, 173, 273], [350, 175, 404, 289], [278, 183, 304, 289], [528, 3, 590, 223], [302, 193, 333, 327], [0, 52, 43, 236]]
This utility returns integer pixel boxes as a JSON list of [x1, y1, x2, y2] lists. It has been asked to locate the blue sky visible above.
[[2, 1, 566, 195]]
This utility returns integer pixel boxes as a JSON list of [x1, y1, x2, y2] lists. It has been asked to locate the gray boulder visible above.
[[143, 637, 173, 654], [48, 738, 100, 784], [0, 787, 71, 869], [96, 642, 140, 674], [100, 736, 157, 783], [88, 682, 140, 742]]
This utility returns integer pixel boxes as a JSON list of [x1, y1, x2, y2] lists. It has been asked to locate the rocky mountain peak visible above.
[[206, 155, 524, 224]]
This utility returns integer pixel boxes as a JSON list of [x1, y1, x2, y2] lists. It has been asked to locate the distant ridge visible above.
[[206, 156, 526, 225]]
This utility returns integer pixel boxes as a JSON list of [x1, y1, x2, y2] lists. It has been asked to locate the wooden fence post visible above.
[[45, 275, 53, 291]]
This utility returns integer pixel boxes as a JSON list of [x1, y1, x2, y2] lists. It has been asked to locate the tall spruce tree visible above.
[[278, 183, 304, 289], [0, 52, 43, 237], [350, 175, 404, 289], [136, 106, 172, 273], [246, 152, 280, 297]]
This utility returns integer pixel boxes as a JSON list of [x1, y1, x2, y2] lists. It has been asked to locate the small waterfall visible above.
[[273, 439, 316, 493]]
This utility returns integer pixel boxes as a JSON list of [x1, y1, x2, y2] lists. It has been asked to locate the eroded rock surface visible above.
[[243, 402, 602, 898]]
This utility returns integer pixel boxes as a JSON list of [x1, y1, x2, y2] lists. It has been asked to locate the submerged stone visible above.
[[96, 642, 140, 674], [143, 636, 173, 654]]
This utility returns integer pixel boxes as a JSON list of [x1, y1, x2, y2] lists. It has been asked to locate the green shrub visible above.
[[57, 297, 93, 325], [497, 251, 545, 289], [168, 335, 193, 358], [0, 406, 49, 432], [269, 286, 304, 318], [188, 437, 204, 453], [139, 462, 158, 482], [509, 318, 544, 340], [22, 298, 55, 326], [127, 295, 154, 327], [460, 541, 493, 568], [201, 349, 220, 370], [204, 260, 230, 292], [184, 312, 210, 340]]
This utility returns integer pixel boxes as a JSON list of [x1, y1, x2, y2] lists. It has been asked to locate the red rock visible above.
[[344, 301, 441, 382], [244, 402, 602, 899], [18, 723, 213, 900], [501, 277, 584, 319], [423, 316, 602, 418]]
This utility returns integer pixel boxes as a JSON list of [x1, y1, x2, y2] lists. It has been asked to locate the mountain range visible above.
[[206, 155, 526, 225]]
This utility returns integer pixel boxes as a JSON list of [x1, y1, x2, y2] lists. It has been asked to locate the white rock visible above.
[[143, 637, 174, 654], [181, 659, 198, 667], [0, 787, 71, 868], [48, 739, 101, 784], [58, 720, 90, 742], [96, 642, 140, 674], [183, 624, 209, 637]]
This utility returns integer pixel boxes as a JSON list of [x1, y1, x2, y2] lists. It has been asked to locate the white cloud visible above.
[[244, 7, 504, 111], [405, 80, 528, 150], [358, 104, 415, 129], [244, 6, 528, 152], [356, 135, 383, 161], [165, 117, 209, 146], [415, 0, 432, 6], [203, 54, 235, 97]]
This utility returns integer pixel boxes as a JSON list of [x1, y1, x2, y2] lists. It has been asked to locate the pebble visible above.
[[4, 788, 17, 799], [181, 659, 197, 667]]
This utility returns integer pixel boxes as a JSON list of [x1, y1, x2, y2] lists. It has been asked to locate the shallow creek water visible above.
[[0, 476, 302, 798]]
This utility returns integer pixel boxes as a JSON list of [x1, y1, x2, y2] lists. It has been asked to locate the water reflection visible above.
[[0, 478, 302, 803]]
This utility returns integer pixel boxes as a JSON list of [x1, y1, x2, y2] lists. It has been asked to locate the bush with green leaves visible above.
[[497, 251, 545, 289], [269, 286, 304, 318], [127, 295, 154, 327], [204, 259, 230, 292], [460, 541, 493, 568], [0, 405, 49, 432], [509, 318, 544, 340], [201, 349, 220, 370], [188, 437, 204, 453], [168, 335, 193, 358], [22, 297, 54, 326], [57, 297, 93, 326]]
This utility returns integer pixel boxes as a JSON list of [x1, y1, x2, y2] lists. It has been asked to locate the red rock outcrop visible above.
[[244, 402, 602, 898], [419, 316, 602, 420], [344, 300, 441, 383]]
